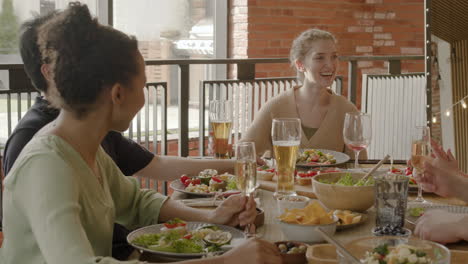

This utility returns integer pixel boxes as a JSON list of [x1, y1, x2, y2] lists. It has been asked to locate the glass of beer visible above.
[[271, 118, 301, 197], [235, 141, 257, 237], [209, 100, 233, 159], [410, 126, 431, 204]]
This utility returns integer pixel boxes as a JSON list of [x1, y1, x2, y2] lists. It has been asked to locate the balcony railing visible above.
[[0, 55, 425, 159]]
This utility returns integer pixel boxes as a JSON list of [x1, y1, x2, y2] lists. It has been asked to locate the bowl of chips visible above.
[[312, 172, 375, 212], [278, 201, 338, 243]]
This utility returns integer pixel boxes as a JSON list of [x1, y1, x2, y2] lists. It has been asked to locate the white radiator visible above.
[[361, 74, 426, 160]]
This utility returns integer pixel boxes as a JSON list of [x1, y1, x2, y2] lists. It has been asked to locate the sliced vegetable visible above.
[[163, 218, 187, 229], [203, 230, 232, 246]]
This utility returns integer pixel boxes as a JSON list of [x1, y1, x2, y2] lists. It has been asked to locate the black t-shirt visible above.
[[1, 96, 154, 260]]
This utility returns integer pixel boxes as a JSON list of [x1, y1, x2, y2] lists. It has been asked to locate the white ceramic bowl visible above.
[[277, 195, 311, 215], [279, 216, 338, 243]]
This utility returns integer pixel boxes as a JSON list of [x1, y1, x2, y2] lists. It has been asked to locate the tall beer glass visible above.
[[209, 100, 233, 159], [271, 118, 301, 197]]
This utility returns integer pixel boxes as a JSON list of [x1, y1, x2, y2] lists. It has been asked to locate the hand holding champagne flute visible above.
[[235, 142, 257, 236], [411, 126, 431, 204], [209, 100, 233, 159], [271, 118, 301, 198]]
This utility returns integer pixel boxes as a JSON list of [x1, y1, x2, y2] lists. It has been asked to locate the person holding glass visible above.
[[240, 28, 367, 161], [409, 126, 432, 204], [413, 140, 468, 244], [0, 4, 281, 264]]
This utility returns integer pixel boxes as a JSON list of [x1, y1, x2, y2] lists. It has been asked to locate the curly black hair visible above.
[[37, 2, 139, 118], [19, 11, 58, 92]]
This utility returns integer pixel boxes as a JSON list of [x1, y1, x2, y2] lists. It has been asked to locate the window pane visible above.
[[0, 0, 99, 89], [114, 0, 219, 144], [113, 0, 214, 59]]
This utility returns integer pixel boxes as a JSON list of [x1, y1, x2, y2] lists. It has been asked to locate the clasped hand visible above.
[[210, 194, 257, 227]]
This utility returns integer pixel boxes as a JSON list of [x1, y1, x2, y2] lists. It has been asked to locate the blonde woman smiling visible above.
[[242, 28, 366, 160]]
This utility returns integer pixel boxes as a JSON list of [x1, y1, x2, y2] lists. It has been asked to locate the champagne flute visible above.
[[209, 100, 233, 159], [343, 112, 372, 169], [271, 118, 301, 198], [235, 141, 257, 237], [410, 126, 431, 204]]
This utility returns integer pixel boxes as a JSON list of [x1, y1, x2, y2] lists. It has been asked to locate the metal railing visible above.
[[198, 76, 344, 157], [0, 89, 41, 136], [127, 82, 169, 194], [0, 55, 425, 159]]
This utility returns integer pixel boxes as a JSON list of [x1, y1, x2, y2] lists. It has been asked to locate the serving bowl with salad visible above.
[[128, 218, 246, 258], [312, 172, 375, 212], [338, 236, 450, 264]]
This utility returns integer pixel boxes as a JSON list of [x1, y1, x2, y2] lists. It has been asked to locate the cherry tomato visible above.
[[183, 179, 192, 187], [180, 175, 190, 184], [183, 234, 192, 239], [211, 176, 223, 183], [164, 223, 177, 228], [405, 167, 413, 176]]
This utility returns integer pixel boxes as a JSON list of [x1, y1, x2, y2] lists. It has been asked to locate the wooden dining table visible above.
[[140, 162, 468, 263]]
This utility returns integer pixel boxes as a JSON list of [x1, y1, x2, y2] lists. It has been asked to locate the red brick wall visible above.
[[229, 0, 425, 105]]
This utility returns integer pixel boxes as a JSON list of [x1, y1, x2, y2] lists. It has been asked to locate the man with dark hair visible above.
[[2, 11, 234, 260]]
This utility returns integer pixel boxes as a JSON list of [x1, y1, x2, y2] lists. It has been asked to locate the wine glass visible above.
[[271, 118, 301, 198], [209, 100, 233, 159], [343, 112, 372, 169], [235, 141, 257, 237], [410, 126, 431, 204]]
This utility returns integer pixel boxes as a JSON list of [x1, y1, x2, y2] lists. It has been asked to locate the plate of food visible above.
[[170, 169, 258, 197], [128, 218, 246, 258], [256, 165, 275, 181], [329, 209, 368, 231], [389, 167, 420, 193], [296, 149, 350, 168], [349, 237, 450, 264], [406, 203, 468, 225]]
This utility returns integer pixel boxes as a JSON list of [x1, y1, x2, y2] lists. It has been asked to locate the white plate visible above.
[[127, 222, 246, 258], [170, 180, 259, 197], [406, 204, 468, 225], [296, 149, 350, 168]]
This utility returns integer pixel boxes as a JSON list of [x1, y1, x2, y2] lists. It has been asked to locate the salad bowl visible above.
[[337, 236, 450, 264], [312, 172, 374, 212]]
